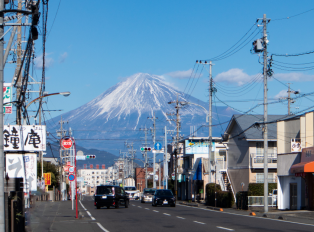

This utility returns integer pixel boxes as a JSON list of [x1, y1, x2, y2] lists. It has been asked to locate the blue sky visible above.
[[4, 0, 314, 125]]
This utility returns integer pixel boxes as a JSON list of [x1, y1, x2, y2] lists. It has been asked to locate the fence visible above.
[[248, 196, 277, 207]]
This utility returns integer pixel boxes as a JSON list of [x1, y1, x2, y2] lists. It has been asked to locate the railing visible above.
[[248, 196, 277, 207], [226, 170, 236, 202], [220, 175, 226, 191], [256, 178, 277, 183], [250, 153, 277, 168]]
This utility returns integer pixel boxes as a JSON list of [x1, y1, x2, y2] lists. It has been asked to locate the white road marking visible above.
[[132, 205, 135, 206], [97, 222, 110, 232], [217, 226, 234, 231], [177, 216, 185, 219], [178, 204, 314, 227], [86, 211, 96, 220], [79, 200, 87, 210], [138, 206, 142, 208], [163, 213, 171, 216], [194, 221, 205, 225], [145, 208, 150, 210], [153, 210, 159, 213]]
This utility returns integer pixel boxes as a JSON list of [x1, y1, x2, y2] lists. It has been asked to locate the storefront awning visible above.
[[290, 161, 314, 173]]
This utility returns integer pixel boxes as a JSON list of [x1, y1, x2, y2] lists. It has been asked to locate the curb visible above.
[[207, 206, 223, 211], [179, 202, 199, 207]]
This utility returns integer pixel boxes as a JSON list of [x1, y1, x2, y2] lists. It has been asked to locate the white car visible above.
[[124, 186, 140, 200]]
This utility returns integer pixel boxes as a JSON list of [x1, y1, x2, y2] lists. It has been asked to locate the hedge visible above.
[[206, 183, 234, 208], [248, 183, 277, 196]]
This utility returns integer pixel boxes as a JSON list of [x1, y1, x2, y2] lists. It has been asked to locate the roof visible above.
[[225, 114, 286, 140]]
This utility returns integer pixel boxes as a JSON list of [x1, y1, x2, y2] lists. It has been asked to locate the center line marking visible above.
[[194, 221, 205, 225], [217, 226, 234, 231], [138, 206, 142, 208], [163, 213, 171, 216], [145, 208, 150, 210], [132, 205, 135, 206], [153, 210, 159, 212], [177, 216, 185, 219], [86, 211, 96, 220]]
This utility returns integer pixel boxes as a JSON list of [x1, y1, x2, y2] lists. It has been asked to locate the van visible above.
[[94, 185, 129, 209]]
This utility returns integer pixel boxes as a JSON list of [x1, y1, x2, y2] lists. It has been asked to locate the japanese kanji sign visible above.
[[3, 83, 12, 114], [44, 173, 51, 186], [3, 125, 46, 151], [5, 153, 37, 191]]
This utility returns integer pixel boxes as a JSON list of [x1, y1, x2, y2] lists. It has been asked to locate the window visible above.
[[92, 172, 94, 174], [256, 173, 276, 183]]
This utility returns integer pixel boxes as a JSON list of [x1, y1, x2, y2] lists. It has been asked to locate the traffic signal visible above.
[[86, 155, 96, 159], [140, 147, 152, 152]]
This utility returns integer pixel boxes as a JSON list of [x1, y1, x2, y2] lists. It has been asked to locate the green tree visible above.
[[37, 161, 60, 190]]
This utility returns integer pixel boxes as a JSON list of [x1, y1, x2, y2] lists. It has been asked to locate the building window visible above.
[[256, 173, 276, 183]]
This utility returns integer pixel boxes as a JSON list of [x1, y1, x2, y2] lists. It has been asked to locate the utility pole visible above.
[[140, 126, 149, 188], [15, 0, 22, 125], [126, 142, 136, 179], [260, 14, 270, 213], [168, 95, 184, 197], [148, 112, 158, 188], [208, 61, 213, 186], [0, 0, 5, 230], [164, 126, 168, 189], [287, 83, 299, 115]]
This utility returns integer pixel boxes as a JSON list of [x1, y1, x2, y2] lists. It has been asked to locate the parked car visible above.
[[152, 189, 176, 207], [141, 188, 156, 203], [94, 185, 129, 209], [124, 186, 140, 200]]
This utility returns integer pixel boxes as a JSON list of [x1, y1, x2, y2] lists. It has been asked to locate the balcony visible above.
[[250, 153, 277, 169]]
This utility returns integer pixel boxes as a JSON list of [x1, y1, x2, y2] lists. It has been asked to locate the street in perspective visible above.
[[1, 1, 314, 232]]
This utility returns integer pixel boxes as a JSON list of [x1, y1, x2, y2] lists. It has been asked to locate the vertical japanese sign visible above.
[[44, 173, 51, 185], [3, 83, 12, 114], [5, 153, 37, 191], [3, 125, 46, 151]]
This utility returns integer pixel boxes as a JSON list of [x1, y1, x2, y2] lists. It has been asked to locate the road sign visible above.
[[154, 142, 162, 150], [63, 166, 69, 172], [68, 174, 75, 182], [153, 148, 164, 153], [66, 161, 71, 166], [76, 155, 86, 160], [61, 138, 73, 149], [69, 166, 74, 173]]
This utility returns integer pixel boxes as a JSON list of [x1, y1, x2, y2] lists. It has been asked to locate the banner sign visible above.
[[3, 125, 46, 151], [5, 153, 37, 191], [3, 83, 12, 114], [44, 173, 51, 185], [185, 139, 215, 154]]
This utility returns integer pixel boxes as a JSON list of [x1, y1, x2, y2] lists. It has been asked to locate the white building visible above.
[[77, 167, 118, 195]]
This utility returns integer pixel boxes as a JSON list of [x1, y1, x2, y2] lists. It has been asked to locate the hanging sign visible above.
[[3, 83, 12, 114], [3, 125, 46, 151]]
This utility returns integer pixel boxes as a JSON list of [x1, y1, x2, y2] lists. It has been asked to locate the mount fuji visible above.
[[47, 73, 236, 156]]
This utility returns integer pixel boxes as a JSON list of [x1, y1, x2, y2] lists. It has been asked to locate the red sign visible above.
[[67, 161, 71, 166], [61, 138, 73, 149], [295, 172, 306, 178], [63, 166, 69, 172]]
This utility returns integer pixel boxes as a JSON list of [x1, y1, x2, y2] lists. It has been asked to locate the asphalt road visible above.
[[81, 196, 314, 232]]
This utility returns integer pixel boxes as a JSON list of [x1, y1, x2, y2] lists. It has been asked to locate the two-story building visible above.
[[277, 111, 314, 210], [224, 114, 283, 199]]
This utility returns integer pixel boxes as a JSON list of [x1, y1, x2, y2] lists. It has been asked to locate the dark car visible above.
[[141, 188, 156, 203], [152, 189, 176, 207], [94, 185, 129, 209]]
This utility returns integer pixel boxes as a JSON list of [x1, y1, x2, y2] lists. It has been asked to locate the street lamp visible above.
[[25, 91, 71, 110]]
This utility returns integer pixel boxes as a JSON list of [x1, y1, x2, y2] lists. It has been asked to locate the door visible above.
[[290, 183, 297, 210]]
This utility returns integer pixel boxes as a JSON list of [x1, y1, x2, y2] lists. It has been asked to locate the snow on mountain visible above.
[[47, 73, 235, 155]]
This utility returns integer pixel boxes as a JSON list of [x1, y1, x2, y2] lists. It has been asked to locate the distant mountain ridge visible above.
[[47, 73, 236, 156]]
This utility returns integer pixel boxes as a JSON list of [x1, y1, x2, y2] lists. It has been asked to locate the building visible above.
[[77, 166, 118, 195], [277, 111, 314, 210], [172, 137, 226, 201], [224, 114, 283, 199], [135, 166, 164, 191]]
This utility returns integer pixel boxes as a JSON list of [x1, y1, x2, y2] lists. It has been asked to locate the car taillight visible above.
[[94, 202, 96, 206]]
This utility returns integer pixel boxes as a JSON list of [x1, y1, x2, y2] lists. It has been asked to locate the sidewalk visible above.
[[178, 201, 314, 225], [25, 200, 99, 232]]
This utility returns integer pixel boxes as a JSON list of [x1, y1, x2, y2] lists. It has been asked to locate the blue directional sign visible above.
[[68, 174, 75, 182], [154, 142, 162, 150]]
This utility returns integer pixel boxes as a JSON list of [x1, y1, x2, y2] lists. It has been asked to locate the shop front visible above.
[[290, 147, 314, 210]]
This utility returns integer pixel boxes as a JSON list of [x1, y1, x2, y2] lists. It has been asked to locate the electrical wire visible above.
[[272, 7, 314, 22]]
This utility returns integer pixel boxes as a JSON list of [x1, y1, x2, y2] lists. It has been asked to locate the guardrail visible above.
[[248, 196, 277, 207]]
